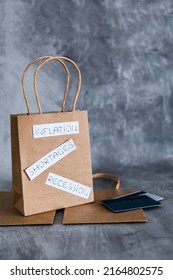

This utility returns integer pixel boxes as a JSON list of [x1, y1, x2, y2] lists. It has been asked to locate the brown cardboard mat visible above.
[[63, 189, 147, 224], [0, 192, 56, 226]]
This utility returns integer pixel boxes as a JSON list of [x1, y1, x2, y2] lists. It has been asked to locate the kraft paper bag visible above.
[[11, 56, 93, 216], [63, 173, 147, 224], [0, 192, 56, 226]]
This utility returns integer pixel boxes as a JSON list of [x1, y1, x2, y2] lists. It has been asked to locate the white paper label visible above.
[[46, 173, 92, 199], [33, 121, 79, 138], [25, 139, 76, 181]]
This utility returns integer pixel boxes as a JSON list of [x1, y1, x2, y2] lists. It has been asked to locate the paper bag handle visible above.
[[92, 173, 120, 190], [22, 56, 70, 115], [33, 56, 81, 114]]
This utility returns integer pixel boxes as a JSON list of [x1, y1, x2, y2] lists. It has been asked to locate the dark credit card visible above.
[[101, 195, 162, 213]]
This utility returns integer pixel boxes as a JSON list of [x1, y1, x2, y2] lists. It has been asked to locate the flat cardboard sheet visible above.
[[0, 192, 56, 226], [63, 189, 147, 224]]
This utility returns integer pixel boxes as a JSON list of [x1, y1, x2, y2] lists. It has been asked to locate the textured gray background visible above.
[[0, 0, 173, 259]]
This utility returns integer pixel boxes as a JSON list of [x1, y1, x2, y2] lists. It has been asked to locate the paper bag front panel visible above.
[[11, 110, 93, 216]]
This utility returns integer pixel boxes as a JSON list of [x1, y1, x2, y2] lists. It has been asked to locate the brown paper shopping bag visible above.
[[11, 56, 94, 216], [63, 173, 147, 224]]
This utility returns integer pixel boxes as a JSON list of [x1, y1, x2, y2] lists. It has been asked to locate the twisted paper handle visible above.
[[22, 56, 71, 114], [22, 56, 81, 114], [33, 56, 81, 114], [92, 173, 120, 190]]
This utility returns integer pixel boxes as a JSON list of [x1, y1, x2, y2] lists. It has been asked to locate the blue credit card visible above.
[[101, 194, 162, 213], [103, 190, 163, 202]]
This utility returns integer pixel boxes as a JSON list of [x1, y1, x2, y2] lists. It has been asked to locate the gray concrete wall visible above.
[[1, 0, 173, 189]]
